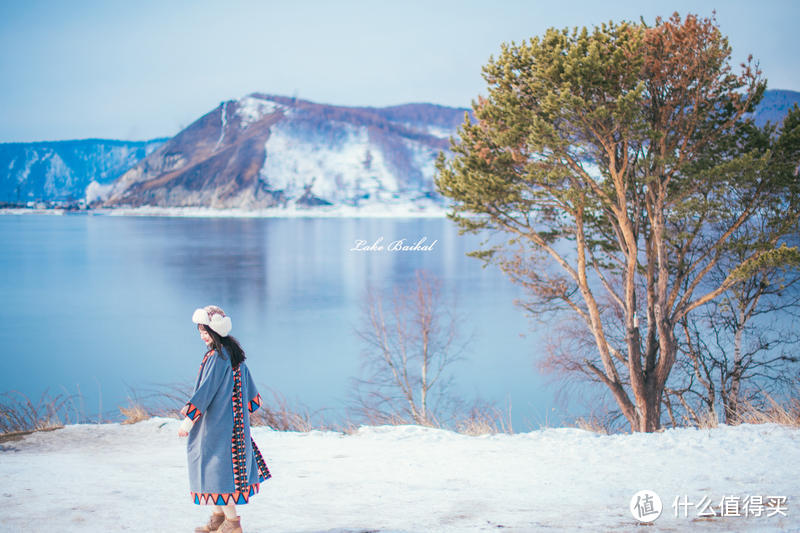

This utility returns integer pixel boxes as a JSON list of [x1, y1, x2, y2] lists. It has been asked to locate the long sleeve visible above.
[[184, 352, 227, 422], [245, 367, 262, 413]]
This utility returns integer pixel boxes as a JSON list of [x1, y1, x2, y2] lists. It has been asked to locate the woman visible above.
[[178, 305, 271, 533]]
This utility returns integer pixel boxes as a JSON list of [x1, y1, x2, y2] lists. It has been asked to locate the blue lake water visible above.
[[0, 214, 567, 430]]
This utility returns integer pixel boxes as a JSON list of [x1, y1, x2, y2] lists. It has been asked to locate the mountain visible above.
[[751, 89, 800, 128], [101, 94, 469, 209], [0, 138, 166, 204], [1, 89, 797, 208]]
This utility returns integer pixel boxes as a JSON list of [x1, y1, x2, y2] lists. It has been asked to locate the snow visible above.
[[236, 95, 284, 129], [43, 151, 74, 196], [84, 180, 114, 203], [423, 125, 457, 139], [2, 419, 798, 532], [261, 120, 402, 204], [143, 140, 162, 157], [17, 148, 39, 185], [397, 123, 456, 139], [215, 101, 228, 150], [100, 201, 448, 218], [403, 137, 440, 189], [244, 100, 452, 209]]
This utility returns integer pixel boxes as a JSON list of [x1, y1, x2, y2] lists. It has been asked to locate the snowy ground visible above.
[[1, 419, 798, 532]]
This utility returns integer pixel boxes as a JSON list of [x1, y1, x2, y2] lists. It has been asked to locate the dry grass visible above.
[[103, 391, 800, 433], [116, 387, 321, 430], [573, 416, 610, 435], [570, 396, 800, 433], [455, 404, 514, 436], [119, 403, 152, 424], [249, 390, 335, 433], [337, 410, 441, 434], [0, 391, 74, 434], [564, 405, 631, 434], [331, 420, 361, 435], [113, 386, 328, 432], [351, 409, 419, 427], [695, 408, 720, 429], [115, 384, 191, 424], [250, 403, 314, 432], [736, 394, 800, 427], [350, 395, 515, 436], [32, 383, 800, 438]]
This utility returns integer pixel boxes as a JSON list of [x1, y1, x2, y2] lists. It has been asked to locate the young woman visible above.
[[178, 305, 271, 533]]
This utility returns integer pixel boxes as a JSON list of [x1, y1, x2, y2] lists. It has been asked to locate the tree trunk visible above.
[[420, 361, 427, 423], [639, 384, 663, 432], [723, 311, 746, 424]]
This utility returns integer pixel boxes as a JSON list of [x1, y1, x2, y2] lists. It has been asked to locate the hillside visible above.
[[751, 89, 800, 127], [101, 94, 468, 210], [1, 89, 797, 208], [0, 138, 165, 204]]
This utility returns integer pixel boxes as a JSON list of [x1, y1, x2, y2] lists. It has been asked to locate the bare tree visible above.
[[666, 261, 800, 425], [351, 270, 468, 426]]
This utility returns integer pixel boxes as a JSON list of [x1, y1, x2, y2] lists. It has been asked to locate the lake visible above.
[[0, 213, 566, 430]]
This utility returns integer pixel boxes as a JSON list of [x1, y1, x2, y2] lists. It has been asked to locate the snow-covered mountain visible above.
[[101, 94, 470, 210], [0, 139, 165, 204], [751, 89, 800, 127], [1, 89, 797, 209]]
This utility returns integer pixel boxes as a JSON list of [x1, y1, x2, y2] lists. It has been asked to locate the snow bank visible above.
[[2, 419, 798, 532]]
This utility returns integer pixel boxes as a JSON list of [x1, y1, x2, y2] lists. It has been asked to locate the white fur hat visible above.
[[192, 305, 233, 337]]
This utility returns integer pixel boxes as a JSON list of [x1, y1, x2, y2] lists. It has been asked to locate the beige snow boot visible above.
[[194, 512, 225, 532], [218, 516, 243, 533]]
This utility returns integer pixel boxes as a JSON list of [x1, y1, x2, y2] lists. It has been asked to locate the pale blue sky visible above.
[[1, 0, 797, 142]]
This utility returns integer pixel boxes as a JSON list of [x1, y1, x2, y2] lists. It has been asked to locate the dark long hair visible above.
[[200, 324, 246, 368]]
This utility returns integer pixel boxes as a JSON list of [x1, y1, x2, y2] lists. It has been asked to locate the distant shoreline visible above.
[[0, 205, 450, 219]]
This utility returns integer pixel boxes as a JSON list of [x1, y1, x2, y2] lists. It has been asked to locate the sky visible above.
[[1, 0, 798, 142]]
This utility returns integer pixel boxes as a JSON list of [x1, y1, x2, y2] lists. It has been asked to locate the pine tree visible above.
[[435, 13, 800, 432]]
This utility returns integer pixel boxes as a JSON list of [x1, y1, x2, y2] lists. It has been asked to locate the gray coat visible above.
[[184, 346, 271, 505]]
